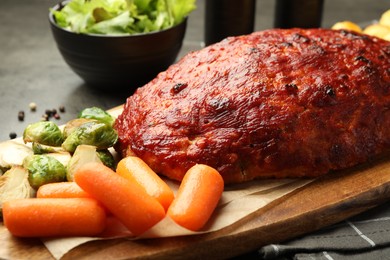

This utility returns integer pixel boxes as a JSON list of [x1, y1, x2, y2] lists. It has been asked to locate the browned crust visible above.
[[115, 28, 390, 184]]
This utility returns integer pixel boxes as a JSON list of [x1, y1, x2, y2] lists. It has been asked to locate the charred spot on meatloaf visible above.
[[114, 28, 390, 184]]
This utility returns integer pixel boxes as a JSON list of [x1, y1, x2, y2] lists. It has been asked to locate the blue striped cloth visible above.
[[257, 201, 390, 260]]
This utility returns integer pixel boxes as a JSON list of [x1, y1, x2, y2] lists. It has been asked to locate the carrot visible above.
[[36, 182, 91, 198], [3, 198, 106, 237], [116, 156, 174, 211], [167, 164, 224, 231], [74, 162, 165, 236]]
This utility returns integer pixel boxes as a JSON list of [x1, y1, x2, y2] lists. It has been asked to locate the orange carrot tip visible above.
[[3, 198, 106, 238], [36, 182, 91, 199], [116, 156, 174, 211], [74, 162, 166, 236], [167, 164, 224, 231]]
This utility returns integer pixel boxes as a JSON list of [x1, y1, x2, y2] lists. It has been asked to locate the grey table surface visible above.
[[1, 0, 390, 258], [1, 0, 390, 141]]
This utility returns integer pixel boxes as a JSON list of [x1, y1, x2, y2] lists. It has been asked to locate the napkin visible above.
[[257, 201, 390, 260]]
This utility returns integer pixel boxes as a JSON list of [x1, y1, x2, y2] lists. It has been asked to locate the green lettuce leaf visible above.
[[89, 10, 134, 34], [51, 0, 196, 35], [166, 0, 196, 25]]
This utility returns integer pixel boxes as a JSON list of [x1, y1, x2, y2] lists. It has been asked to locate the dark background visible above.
[[1, 0, 390, 140]]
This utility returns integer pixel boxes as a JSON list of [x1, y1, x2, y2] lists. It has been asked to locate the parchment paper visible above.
[[0, 134, 313, 259], [43, 178, 313, 259]]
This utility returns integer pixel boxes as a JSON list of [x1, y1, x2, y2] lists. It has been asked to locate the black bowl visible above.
[[49, 1, 187, 91]]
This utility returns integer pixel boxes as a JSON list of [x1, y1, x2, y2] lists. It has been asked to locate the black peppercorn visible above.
[[59, 106, 65, 113], [45, 109, 53, 117], [9, 132, 17, 139], [18, 111, 25, 121]]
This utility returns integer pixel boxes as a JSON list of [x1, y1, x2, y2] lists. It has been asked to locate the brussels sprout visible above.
[[97, 149, 116, 170], [23, 155, 67, 189], [0, 140, 33, 174], [23, 121, 63, 146], [66, 145, 102, 181], [0, 166, 35, 218], [47, 152, 72, 168], [63, 118, 95, 139], [32, 142, 66, 154], [78, 107, 115, 126], [62, 121, 118, 153]]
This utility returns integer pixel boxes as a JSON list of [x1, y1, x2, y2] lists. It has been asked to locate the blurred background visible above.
[[1, 0, 390, 141]]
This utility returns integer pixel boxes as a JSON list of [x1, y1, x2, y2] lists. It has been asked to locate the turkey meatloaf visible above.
[[114, 28, 390, 184]]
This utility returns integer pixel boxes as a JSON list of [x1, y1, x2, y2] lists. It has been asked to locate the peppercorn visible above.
[[18, 111, 25, 121], [29, 102, 37, 112], [59, 105, 65, 113], [45, 109, 53, 118], [54, 113, 61, 120], [41, 114, 49, 121], [9, 132, 17, 139]]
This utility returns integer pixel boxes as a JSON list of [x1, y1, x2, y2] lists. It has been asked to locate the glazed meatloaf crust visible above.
[[114, 28, 390, 184]]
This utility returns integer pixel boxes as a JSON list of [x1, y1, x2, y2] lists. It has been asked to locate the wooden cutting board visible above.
[[0, 106, 390, 259]]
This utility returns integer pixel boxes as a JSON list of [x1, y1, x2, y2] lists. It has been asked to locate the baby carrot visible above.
[[37, 182, 91, 199], [167, 164, 224, 231], [3, 198, 106, 237], [74, 162, 165, 236], [116, 156, 174, 211]]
